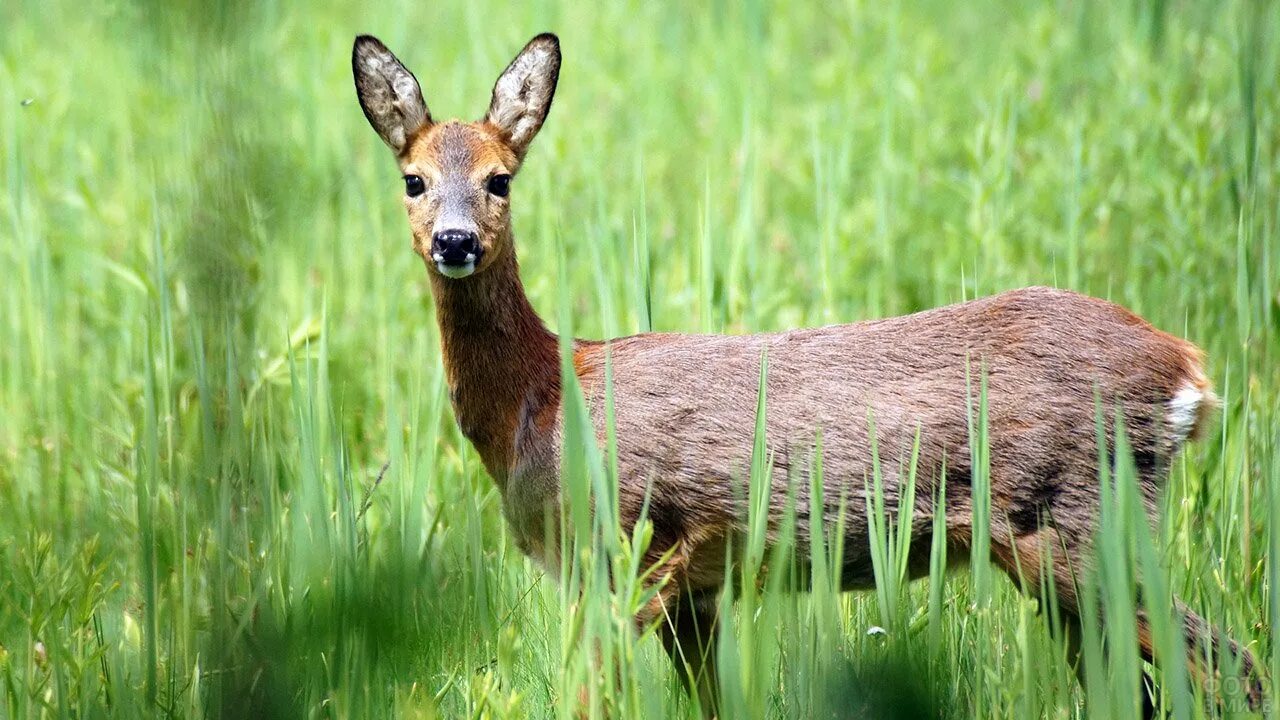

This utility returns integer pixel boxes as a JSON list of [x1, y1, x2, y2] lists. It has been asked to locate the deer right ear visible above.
[[352, 35, 431, 153], [485, 33, 561, 160]]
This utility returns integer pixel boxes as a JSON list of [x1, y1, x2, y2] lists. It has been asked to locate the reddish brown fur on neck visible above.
[[428, 244, 558, 482]]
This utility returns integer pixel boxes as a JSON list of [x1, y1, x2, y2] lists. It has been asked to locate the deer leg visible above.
[[652, 589, 720, 718], [633, 530, 724, 718], [989, 527, 1159, 716], [1167, 599, 1264, 712], [992, 527, 1263, 717]]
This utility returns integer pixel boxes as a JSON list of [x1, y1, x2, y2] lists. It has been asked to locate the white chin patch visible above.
[[436, 260, 476, 279], [433, 252, 477, 279]]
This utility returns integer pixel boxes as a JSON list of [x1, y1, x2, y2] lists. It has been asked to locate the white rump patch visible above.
[[1165, 383, 1204, 446]]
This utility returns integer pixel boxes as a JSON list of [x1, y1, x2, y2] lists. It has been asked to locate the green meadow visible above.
[[1, 0, 1277, 717]]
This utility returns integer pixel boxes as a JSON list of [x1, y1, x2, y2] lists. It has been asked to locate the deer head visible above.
[[353, 34, 560, 279]]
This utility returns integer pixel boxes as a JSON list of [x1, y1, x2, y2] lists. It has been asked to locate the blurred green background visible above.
[[0, 0, 1276, 717]]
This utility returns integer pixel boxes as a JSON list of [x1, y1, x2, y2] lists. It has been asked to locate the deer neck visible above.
[[428, 242, 560, 485]]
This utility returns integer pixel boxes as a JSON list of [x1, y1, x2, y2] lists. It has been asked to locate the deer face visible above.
[[353, 34, 560, 279]]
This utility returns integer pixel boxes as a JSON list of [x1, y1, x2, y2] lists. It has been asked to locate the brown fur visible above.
[[353, 33, 1262, 715]]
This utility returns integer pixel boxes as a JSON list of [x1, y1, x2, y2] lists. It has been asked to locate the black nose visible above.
[[431, 229, 481, 265]]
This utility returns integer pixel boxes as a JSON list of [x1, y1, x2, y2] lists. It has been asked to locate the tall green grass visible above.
[[1, 0, 1276, 717]]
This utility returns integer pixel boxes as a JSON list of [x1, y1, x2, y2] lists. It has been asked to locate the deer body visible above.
[[352, 33, 1261, 715], [497, 283, 1209, 595]]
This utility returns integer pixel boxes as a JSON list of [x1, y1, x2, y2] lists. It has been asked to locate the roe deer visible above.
[[352, 33, 1262, 715]]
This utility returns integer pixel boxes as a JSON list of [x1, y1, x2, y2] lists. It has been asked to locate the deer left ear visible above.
[[485, 33, 560, 160], [353, 35, 431, 153]]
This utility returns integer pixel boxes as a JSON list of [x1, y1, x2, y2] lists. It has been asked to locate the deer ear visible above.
[[485, 33, 560, 160], [352, 35, 431, 153]]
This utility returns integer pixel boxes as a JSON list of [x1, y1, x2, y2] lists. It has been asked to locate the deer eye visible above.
[[486, 174, 511, 198], [404, 175, 426, 197]]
